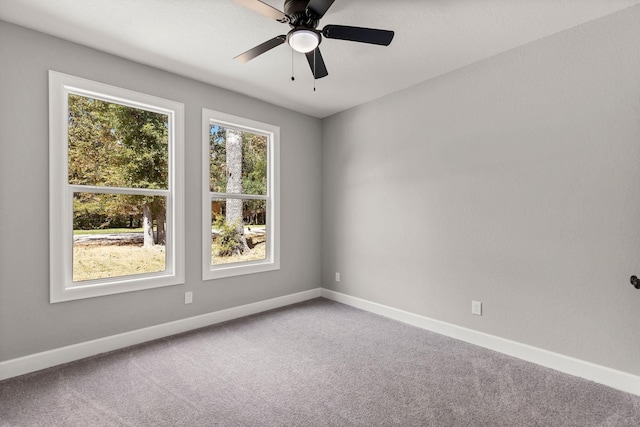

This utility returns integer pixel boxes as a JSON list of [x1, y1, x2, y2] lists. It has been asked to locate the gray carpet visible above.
[[1, 298, 639, 426]]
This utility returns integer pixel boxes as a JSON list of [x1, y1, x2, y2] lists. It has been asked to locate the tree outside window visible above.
[[49, 71, 184, 302], [202, 109, 279, 280]]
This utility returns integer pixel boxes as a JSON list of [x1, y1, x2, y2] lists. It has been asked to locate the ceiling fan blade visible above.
[[323, 25, 394, 46], [234, 35, 286, 63], [306, 0, 336, 19], [234, 0, 288, 22], [305, 48, 328, 79]]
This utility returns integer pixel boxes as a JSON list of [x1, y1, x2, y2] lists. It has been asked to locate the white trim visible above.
[[320, 289, 640, 397], [49, 71, 185, 302], [201, 108, 280, 281], [68, 185, 169, 196], [0, 288, 321, 381], [209, 193, 267, 201]]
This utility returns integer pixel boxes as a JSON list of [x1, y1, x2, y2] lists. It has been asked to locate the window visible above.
[[49, 71, 184, 302], [202, 109, 279, 279]]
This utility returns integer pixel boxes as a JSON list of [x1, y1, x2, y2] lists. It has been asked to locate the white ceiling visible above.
[[1, 0, 639, 118]]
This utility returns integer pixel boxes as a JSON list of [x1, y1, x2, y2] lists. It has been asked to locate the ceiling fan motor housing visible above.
[[284, 0, 320, 28]]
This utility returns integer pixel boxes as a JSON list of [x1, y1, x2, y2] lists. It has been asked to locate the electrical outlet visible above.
[[185, 291, 193, 304], [472, 301, 482, 316], [335, 272, 340, 282]]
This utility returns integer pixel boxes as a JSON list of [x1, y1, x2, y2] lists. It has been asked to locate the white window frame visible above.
[[202, 109, 280, 280], [49, 71, 185, 303]]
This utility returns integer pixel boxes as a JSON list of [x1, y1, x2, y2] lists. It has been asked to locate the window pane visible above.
[[73, 192, 167, 282], [68, 94, 169, 189], [210, 198, 267, 266], [209, 125, 267, 195]]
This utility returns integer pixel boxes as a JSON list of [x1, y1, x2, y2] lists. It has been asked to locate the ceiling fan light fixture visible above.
[[288, 29, 319, 53]]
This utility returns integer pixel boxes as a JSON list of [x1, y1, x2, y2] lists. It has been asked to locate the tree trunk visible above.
[[225, 129, 249, 254], [142, 204, 154, 248], [156, 209, 166, 245]]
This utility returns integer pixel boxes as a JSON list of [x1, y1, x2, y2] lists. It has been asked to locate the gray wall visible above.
[[0, 21, 322, 361], [2, 4, 640, 378], [322, 6, 640, 376]]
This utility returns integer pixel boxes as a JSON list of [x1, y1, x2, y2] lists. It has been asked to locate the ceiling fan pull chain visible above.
[[313, 49, 316, 92], [291, 48, 295, 81]]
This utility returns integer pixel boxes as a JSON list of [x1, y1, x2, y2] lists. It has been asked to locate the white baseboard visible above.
[[321, 288, 640, 397], [0, 288, 322, 381], [4, 287, 638, 397]]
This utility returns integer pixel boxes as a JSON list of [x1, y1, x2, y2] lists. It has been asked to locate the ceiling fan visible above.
[[233, 0, 395, 79]]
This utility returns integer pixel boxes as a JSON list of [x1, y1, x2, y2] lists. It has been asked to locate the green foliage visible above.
[[72, 194, 127, 229], [209, 125, 227, 193], [209, 125, 267, 225], [67, 95, 118, 187], [68, 94, 169, 230], [209, 125, 267, 195], [112, 106, 168, 189], [241, 133, 267, 196], [213, 215, 244, 257], [72, 193, 160, 230]]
